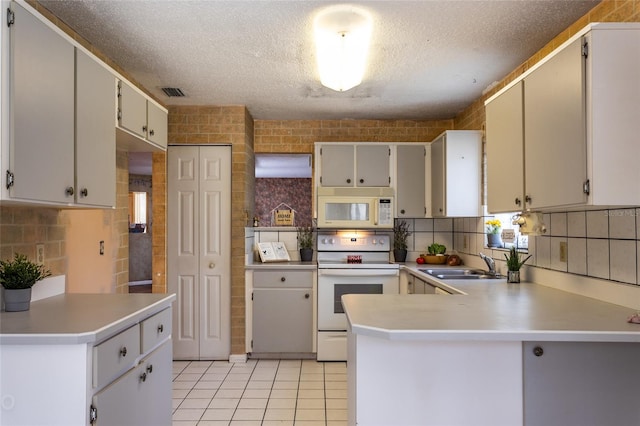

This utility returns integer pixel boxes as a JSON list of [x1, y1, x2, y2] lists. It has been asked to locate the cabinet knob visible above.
[[525, 195, 532, 204], [304, 293, 310, 299], [280, 276, 286, 282], [146, 364, 153, 374], [439, 208, 443, 213], [158, 324, 164, 333], [533, 346, 544, 357], [142, 125, 148, 133], [209, 262, 215, 269], [139, 372, 147, 382], [400, 209, 406, 214], [514, 197, 521, 206], [149, 129, 155, 136], [65, 186, 74, 196], [346, 178, 351, 184], [119, 346, 127, 357], [80, 188, 88, 197], [359, 178, 364, 184]]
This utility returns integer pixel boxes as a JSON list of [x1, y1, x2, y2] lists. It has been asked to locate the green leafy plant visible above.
[[427, 243, 447, 255], [0, 253, 51, 290], [504, 247, 532, 271], [297, 226, 314, 249], [393, 220, 411, 250]]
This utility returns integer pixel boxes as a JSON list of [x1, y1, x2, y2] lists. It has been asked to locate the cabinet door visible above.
[[10, 3, 74, 203], [524, 37, 587, 210], [430, 135, 445, 217], [486, 82, 525, 213], [252, 287, 313, 353], [76, 50, 116, 207], [319, 144, 354, 186], [147, 102, 168, 149], [118, 80, 148, 139], [356, 145, 390, 187], [396, 144, 427, 217], [523, 342, 640, 426]]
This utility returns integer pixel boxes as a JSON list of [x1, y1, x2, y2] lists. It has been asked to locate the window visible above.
[[129, 191, 148, 232], [488, 212, 528, 250]]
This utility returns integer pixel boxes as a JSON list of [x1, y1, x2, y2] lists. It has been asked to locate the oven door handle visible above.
[[318, 269, 399, 277]]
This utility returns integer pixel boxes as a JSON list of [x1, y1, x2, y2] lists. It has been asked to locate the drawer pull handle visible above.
[[139, 372, 147, 382], [280, 277, 286, 282], [146, 364, 153, 374], [158, 324, 164, 333], [119, 346, 127, 357]]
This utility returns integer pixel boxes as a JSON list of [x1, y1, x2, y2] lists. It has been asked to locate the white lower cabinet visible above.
[[251, 270, 314, 355], [92, 341, 172, 426]]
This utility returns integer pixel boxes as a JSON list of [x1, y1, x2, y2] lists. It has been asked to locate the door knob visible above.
[[209, 262, 215, 269]]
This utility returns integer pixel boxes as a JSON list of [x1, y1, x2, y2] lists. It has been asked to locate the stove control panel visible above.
[[317, 234, 390, 251]]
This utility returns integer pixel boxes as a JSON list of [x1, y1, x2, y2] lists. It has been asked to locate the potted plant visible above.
[[485, 219, 503, 248], [422, 242, 449, 264], [297, 226, 314, 262], [504, 247, 532, 283], [0, 253, 51, 312], [393, 220, 411, 262]]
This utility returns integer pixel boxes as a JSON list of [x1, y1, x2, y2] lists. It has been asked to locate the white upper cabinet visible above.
[[431, 131, 482, 218], [486, 82, 525, 213], [486, 23, 640, 212], [7, 1, 75, 204], [395, 143, 429, 218], [76, 49, 116, 208], [117, 80, 168, 151], [317, 143, 390, 187]]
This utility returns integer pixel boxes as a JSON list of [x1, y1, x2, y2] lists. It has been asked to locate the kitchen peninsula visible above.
[[344, 272, 640, 426], [0, 293, 175, 426]]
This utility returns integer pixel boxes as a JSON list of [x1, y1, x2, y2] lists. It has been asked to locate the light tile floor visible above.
[[172, 359, 348, 426]]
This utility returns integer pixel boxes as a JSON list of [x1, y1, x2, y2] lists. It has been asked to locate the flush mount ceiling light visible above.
[[313, 5, 372, 92]]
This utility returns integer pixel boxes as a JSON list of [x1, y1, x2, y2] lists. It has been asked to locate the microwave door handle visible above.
[[374, 202, 378, 225], [318, 269, 399, 277]]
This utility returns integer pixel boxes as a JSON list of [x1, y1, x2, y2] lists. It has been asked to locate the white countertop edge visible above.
[[245, 262, 317, 270], [349, 323, 640, 343], [0, 294, 176, 345]]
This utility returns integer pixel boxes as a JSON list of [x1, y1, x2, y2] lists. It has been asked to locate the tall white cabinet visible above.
[[486, 23, 640, 213], [395, 144, 430, 218], [168, 145, 231, 360], [431, 130, 482, 217]]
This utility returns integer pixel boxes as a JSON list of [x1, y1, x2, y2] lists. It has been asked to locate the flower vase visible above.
[[487, 233, 502, 248], [507, 270, 520, 283]]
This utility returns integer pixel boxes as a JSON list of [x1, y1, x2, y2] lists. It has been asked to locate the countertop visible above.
[[0, 293, 175, 345], [245, 261, 317, 270], [343, 264, 640, 343]]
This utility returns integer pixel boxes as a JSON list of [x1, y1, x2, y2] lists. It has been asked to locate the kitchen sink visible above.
[[418, 268, 502, 280]]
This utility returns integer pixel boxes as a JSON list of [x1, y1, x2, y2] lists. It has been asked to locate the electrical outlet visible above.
[[36, 244, 45, 264], [559, 241, 567, 262], [99, 240, 105, 256]]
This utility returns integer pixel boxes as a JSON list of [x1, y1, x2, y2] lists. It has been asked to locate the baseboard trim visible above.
[[229, 353, 248, 363]]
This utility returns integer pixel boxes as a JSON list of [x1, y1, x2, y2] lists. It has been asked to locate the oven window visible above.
[[334, 284, 383, 314], [325, 202, 369, 221]]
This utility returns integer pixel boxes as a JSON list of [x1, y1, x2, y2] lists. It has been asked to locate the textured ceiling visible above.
[[40, 0, 600, 120]]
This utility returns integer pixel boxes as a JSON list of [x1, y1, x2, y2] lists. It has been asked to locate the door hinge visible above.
[[7, 8, 14, 27], [319, 176, 322, 184], [251, 292, 253, 301], [583, 179, 590, 195], [89, 405, 97, 424], [117, 83, 121, 97], [117, 108, 122, 121], [251, 339, 253, 349], [319, 147, 322, 156], [6, 170, 14, 189], [582, 41, 589, 58], [388, 176, 391, 184], [388, 148, 391, 156]]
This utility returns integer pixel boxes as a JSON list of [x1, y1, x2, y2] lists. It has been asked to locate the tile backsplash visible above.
[[246, 208, 640, 288]]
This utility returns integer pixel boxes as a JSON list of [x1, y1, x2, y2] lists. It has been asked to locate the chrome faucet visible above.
[[479, 252, 497, 276]]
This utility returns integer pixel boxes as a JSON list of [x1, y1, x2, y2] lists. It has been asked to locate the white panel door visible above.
[[168, 145, 231, 360], [199, 149, 231, 359]]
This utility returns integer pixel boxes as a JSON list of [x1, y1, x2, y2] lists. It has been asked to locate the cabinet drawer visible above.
[[254, 270, 313, 288], [93, 325, 140, 389], [141, 308, 172, 354]]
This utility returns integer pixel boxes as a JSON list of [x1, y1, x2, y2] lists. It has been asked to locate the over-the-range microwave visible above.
[[316, 187, 394, 229]]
